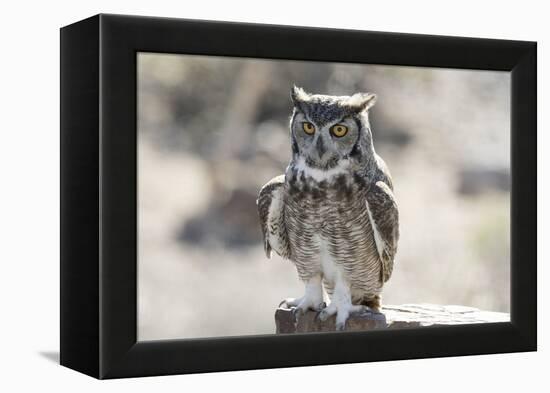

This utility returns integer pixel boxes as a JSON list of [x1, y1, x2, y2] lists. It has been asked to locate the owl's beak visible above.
[[316, 135, 327, 158]]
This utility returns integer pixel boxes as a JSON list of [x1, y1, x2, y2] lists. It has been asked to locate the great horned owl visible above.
[[257, 86, 399, 330]]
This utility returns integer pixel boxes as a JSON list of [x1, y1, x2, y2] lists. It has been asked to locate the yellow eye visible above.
[[331, 124, 348, 137], [302, 122, 315, 135]]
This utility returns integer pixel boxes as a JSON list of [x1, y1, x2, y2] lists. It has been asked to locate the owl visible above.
[[257, 86, 399, 330]]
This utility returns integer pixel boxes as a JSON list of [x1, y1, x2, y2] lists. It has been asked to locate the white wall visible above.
[[0, 0, 545, 391]]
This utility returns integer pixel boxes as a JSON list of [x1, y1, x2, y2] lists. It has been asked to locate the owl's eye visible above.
[[331, 124, 349, 137], [302, 122, 316, 135]]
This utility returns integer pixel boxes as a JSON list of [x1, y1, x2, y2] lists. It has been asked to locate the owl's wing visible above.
[[257, 174, 290, 259], [365, 180, 399, 283]]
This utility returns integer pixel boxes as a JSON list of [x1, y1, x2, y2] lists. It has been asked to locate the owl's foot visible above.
[[317, 303, 367, 330], [279, 297, 326, 315], [316, 269, 369, 330], [279, 275, 324, 316]]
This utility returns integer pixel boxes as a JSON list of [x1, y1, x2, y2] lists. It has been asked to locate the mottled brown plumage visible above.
[[257, 86, 399, 329]]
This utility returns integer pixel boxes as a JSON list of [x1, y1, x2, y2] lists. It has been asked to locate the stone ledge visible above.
[[275, 303, 510, 333]]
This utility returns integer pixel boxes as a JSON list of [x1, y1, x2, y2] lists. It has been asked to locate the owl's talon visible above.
[[316, 309, 331, 322], [291, 306, 305, 317], [335, 321, 346, 331], [317, 304, 336, 322], [310, 302, 326, 313], [279, 297, 300, 309]]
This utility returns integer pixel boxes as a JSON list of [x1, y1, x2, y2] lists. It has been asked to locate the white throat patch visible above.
[[293, 157, 350, 182]]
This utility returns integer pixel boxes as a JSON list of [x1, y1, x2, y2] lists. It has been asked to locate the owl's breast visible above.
[[284, 170, 368, 228], [283, 169, 382, 292]]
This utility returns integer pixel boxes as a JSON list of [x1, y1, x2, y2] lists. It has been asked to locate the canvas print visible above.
[[137, 53, 510, 340]]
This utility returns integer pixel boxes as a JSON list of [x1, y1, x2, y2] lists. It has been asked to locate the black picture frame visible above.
[[60, 14, 537, 379]]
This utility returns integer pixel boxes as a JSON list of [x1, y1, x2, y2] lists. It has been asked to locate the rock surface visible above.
[[275, 304, 510, 334]]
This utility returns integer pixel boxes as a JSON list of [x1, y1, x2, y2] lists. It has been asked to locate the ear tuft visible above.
[[348, 92, 377, 112], [291, 85, 310, 104]]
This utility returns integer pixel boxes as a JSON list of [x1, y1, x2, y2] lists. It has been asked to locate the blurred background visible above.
[[137, 53, 510, 341]]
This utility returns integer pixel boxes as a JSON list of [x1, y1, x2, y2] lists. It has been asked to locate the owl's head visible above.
[[289, 86, 377, 170]]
